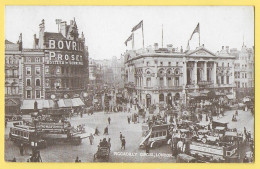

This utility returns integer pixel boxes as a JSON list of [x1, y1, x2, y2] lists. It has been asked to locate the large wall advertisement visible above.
[[45, 39, 84, 65]]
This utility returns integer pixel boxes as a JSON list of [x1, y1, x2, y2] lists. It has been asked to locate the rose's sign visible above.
[[46, 40, 84, 65]]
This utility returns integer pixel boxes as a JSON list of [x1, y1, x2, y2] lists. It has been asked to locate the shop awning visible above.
[[58, 99, 66, 108], [43, 100, 55, 109], [21, 100, 44, 110], [5, 98, 20, 107], [71, 98, 79, 107], [73, 98, 85, 106], [63, 99, 73, 107], [226, 94, 235, 100]]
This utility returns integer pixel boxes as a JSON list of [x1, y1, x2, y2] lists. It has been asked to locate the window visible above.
[[35, 90, 41, 99], [146, 62, 149, 66], [45, 66, 49, 74], [245, 73, 247, 78], [26, 67, 31, 75], [163, 131, 166, 136], [175, 77, 179, 86], [35, 57, 40, 62], [158, 132, 162, 137], [56, 66, 61, 74], [226, 76, 229, 84], [26, 57, 31, 62], [221, 76, 224, 84], [160, 62, 163, 66], [35, 79, 41, 86], [35, 67, 40, 75], [26, 78, 31, 86], [222, 63, 224, 67], [237, 82, 240, 88], [26, 90, 32, 99], [176, 62, 179, 66], [146, 77, 151, 87], [13, 69, 18, 76], [46, 79, 50, 87], [167, 77, 172, 86], [228, 63, 229, 67], [160, 77, 164, 86], [168, 62, 171, 66]]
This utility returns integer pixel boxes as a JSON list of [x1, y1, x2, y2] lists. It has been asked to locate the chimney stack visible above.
[[167, 44, 173, 52], [18, 33, 23, 51], [226, 46, 229, 53], [38, 19, 45, 49], [60, 21, 67, 37], [180, 46, 183, 53], [154, 43, 158, 50]]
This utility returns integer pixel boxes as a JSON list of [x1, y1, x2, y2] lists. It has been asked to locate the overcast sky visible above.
[[5, 6, 254, 60]]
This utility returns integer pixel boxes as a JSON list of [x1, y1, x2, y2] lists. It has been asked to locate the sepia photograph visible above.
[[4, 6, 254, 163]]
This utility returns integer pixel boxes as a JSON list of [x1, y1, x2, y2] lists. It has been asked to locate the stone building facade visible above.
[[124, 45, 236, 108]]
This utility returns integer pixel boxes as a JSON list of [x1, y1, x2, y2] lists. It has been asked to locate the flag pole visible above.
[[162, 24, 164, 48], [142, 21, 144, 49], [199, 23, 200, 46], [132, 33, 135, 50]]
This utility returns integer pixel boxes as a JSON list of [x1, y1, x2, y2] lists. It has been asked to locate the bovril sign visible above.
[[46, 40, 84, 65]]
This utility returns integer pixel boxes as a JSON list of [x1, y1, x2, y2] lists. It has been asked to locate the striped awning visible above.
[[43, 100, 55, 109], [21, 100, 44, 110], [73, 98, 85, 106]]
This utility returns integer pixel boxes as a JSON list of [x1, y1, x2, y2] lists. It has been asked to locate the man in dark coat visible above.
[[121, 137, 126, 150], [108, 117, 111, 125]]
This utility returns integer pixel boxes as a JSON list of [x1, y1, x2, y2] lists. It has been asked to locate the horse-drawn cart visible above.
[[93, 146, 110, 162]]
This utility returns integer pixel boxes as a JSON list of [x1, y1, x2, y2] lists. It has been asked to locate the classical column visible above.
[[194, 61, 197, 85], [231, 62, 235, 86], [204, 61, 207, 81], [213, 62, 217, 84], [183, 61, 187, 87]]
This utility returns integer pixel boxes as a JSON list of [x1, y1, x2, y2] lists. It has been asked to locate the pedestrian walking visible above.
[[145, 143, 150, 153], [89, 133, 94, 145], [121, 137, 126, 150], [12, 157, 16, 162], [104, 126, 109, 135], [19, 143, 24, 156], [75, 156, 80, 162], [120, 132, 123, 141], [94, 127, 100, 136], [108, 117, 111, 125], [127, 116, 130, 124]]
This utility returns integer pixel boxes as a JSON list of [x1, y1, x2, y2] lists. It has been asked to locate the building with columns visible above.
[[124, 44, 236, 108]]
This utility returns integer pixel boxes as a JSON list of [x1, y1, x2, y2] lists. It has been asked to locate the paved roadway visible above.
[[5, 108, 254, 162], [5, 111, 174, 162]]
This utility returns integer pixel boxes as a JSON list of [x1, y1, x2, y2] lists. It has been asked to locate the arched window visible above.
[[36, 79, 41, 86], [159, 93, 164, 102]]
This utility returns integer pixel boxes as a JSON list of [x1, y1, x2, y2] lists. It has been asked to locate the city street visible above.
[[5, 110, 175, 162], [213, 109, 254, 136], [5, 108, 254, 162]]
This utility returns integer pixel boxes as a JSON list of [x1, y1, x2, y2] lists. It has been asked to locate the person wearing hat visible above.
[[121, 136, 126, 150]]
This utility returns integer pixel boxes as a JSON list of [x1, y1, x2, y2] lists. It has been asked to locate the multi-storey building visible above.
[[5, 35, 22, 114], [17, 19, 89, 112], [232, 44, 254, 97], [124, 44, 236, 108], [21, 49, 45, 100], [31, 19, 89, 99]]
